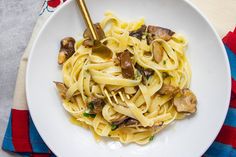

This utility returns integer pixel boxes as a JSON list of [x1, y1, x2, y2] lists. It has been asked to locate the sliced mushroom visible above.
[[58, 37, 76, 65], [125, 118, 139, 126], [152, 42, 164, 63], [129, 25, 147, 40], [88, 98, 105, 114], [119, 50, 134, 79], [135, 64, 154, 84], [159, 84, 179, 95], [147, 25, 175, 44], [82, 23, 106, 48], [118, 118, 140, 128], [54, 82, 68, 99], [112, 116, 129, 126], [173, 88, 197, 114]]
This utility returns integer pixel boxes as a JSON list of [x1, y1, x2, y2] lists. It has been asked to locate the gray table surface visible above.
[[0, 0, 42, 156]]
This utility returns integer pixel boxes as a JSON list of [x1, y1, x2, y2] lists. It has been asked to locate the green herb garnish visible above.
[[111, 124, 118, 131], [83, 112, 90, 117], [83, 112, 96, 118], [163, 60, 166, 65], [149, 136, 154, 141], [90, 114, 96, 118]]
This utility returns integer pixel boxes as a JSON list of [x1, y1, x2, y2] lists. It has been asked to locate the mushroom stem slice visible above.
[[119, 50, 134, 79], [152, 42, 164, 63]]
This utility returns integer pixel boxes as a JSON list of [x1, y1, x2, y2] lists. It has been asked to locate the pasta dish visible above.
[[54, 12, 197, 145]]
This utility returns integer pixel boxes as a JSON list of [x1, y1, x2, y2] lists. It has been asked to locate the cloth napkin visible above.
[[2, 0, 236, 156]]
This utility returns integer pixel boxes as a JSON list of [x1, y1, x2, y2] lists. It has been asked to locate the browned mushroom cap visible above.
[[58, 37, 76, 65], [159, 84, 179, 95], [54, 82, 68, 99], [88, 98, 105, 114], [129, 25, 147, 40], [82, 23, 106, 48], [152, 41, 164, 63], [61, 37, 75, 50], [173, 88, 197, 114], [119, 50, 134, 79], [135, 64, 154, 84], [147, 25, 175, 44]]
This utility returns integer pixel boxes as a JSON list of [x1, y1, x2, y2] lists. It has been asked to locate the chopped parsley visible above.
[[90, 114, 96, 118], [83, 112, 96, 118], [83, 112, 90, 117], [163, 60, 166, 65], [111, 124, 118, 131], [149, 136, 154, 141]]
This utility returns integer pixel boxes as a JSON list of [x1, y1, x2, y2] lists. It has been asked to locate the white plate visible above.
[[26, 0, 231, 156]]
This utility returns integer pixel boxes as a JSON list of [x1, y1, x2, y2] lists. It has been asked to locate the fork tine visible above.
[[105, 89, 130, 106], [126, 94, 131, 100], [118, 91, 131, 102], [104, 89, 113, 104], [111, 91, 118, 104], [118, 91, 125, 102]]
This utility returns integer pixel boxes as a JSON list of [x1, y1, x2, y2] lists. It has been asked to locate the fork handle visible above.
[[76, 0, 98, 40]]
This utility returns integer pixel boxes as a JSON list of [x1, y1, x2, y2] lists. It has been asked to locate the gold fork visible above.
[[76, 0, 113, 59]]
